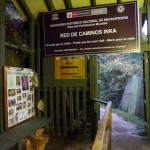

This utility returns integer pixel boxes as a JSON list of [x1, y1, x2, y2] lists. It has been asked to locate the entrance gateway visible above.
[[42, 1, 146, 137], [1, 0, 150, 149]]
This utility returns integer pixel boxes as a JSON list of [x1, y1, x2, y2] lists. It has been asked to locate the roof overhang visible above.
[[11, 0, 145, 21]]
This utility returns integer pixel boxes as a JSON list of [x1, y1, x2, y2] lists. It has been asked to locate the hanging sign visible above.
[[4, 67, 35, 129], [55, 55, 85, 79], [43, 1, 139, 56]]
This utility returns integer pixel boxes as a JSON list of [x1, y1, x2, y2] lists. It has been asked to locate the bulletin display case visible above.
[[4, 67, 35, 129]]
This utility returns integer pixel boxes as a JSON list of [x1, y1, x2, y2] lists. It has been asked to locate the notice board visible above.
[[43, 1, 139, 56], [55, 55, 85, 79], [4, 67, 35, 129]]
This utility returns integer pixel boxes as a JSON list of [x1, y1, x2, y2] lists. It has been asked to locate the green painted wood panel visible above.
[[50, 87, 55, 133], [145, 2, 150, 136], [44, 87, 48, 117], [139, 7, 147, 45], [83, 87, 87, 136], [62, 87, 67, 135], [68, 0, 91, 8], [75, 87, 80, 132], [144, 52, 150, 135], [89, 55, 100, 138], [69, 87, 74, 134], [147, 2, 150, 44], [43, 57, 87, 87], [56, 87, 60, 134]]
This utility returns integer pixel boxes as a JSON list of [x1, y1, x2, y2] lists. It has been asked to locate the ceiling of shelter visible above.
[[12, 0, 145, 21]]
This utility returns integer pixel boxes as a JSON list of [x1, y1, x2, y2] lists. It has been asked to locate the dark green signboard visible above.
[[43, 1, 139, 56]]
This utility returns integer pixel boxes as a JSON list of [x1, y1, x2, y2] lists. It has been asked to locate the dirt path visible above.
[[101, 108, 150, 150], [46, 109, 150, 150]]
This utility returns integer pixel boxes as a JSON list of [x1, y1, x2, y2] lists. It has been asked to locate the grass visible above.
[[112, 108, 145, 127], [101, 104, 145, 127]]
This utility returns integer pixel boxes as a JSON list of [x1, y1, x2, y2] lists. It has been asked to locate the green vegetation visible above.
[[112, 108, 145, 127], [6, 1, 29, 46], [99, 53, 143, 108]]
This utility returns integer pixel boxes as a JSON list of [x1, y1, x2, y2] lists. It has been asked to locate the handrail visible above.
[[92, 101, 112, 150], [91, 98, 108, 105]]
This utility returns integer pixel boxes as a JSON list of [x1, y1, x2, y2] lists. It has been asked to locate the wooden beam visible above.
[[147, 1, 150, 44], [144, 1, 150, 135], [90, 0, 96, 6], [0, 0, 5, 133], [89, 55, 100, 138], [144, 52, 150, 135], [12, 0, 27, 21], [17, 0, 32, 20], [29, 17, 35, 69], [62, 87, 67, 136], [64, 0, 70, 9], [45, 0, 55, 10], [36, 22, 41, 117], [44, 0, 52, 10], [92, 102, 112, 150]]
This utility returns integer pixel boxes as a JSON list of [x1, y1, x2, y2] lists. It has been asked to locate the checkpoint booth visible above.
[[0, 0, 150, 149]]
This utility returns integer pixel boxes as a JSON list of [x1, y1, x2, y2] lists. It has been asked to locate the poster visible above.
[[55, 55, 85, 79], [4, 67, 35, 128], [43, 1, 139, 56]]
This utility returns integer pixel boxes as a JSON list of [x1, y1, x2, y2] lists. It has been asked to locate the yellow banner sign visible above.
[[55, 55, 85, 79]]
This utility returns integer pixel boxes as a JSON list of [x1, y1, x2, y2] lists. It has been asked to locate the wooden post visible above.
[[89, 55, 100, 138], [0, 0, 5, 133], [145, 1, 150, 136], [144, 52, 150, 135], [29, 17, 35, 69], [36, 21, 41, 116], [147, 1, 150, 45], [62, 87, 67, 136]]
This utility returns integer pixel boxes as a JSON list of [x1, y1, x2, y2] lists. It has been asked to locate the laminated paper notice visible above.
[[4, 66, 35, 128], [55, 55, 85, 79]]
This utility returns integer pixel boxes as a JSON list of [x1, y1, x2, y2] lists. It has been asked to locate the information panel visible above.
[[4, 67, 35, 129], [55, 55, 85, 79], [43, 1, 139, 56]]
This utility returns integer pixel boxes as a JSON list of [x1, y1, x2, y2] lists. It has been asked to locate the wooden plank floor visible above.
[[45, 135, 93, 150]]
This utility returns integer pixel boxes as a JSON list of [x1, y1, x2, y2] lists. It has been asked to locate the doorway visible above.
[[99, 52, 145, 127]]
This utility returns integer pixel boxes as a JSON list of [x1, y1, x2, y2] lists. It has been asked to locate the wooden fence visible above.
[[41, 86, 90, 136], [92, 101, 112, 150]]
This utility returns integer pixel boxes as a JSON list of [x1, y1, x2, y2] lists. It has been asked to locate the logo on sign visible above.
[[67, 12, 77, 18], [117, 5, 125, 13], [72, 12, 77, 17], [52, 14, 59, 20]]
